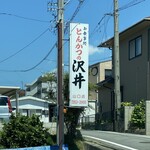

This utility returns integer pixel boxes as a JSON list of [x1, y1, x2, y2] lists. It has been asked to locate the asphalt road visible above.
[[81, 130, 150, 150]]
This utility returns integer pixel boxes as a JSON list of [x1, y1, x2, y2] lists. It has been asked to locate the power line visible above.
[[64, 0, 86, 34], [0, 12, 51, 23], [89, 14, 108, 39], [0, 28, 70, 73], [0, 43, 57, 72], [100, 15, 112, 44], [118, 0, 146, 11], [90, 0, 146, 40], [0, 28, 50, 64]]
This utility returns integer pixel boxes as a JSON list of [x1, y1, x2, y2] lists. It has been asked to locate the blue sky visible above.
[[0, 0, 149, 88]]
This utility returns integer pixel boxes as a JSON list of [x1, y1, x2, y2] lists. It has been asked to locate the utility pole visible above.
[[57, 0, 64, 149], [114, 0, 121, 131]]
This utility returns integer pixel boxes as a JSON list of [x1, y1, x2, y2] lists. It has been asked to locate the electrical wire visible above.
[[0, 28, 50, 64], [0, 25, 71, 73], [90, 0, 146, 42], [0, 12, 51, 23], [118, 0, 146, 11], [0, 43, 57, 72], [2, 0, 145, 73], [64, 0, 86, 34], [0, 2, 63, 73], [89, 14, 108, 39], [100, 0, 146, 42], [16, 0, 144, 73], [100, 15, 112, 44]]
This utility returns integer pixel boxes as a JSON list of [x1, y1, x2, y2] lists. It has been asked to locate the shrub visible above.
[[0, 114, 54, 148], [130, 100, 145, 129], [121, 101, 133, 107]]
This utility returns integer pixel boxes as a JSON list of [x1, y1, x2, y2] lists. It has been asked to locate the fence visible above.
[[80, 114, 95, 129], [81, 114, 95, 123]]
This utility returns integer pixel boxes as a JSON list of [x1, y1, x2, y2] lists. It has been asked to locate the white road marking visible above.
[[83, 135, 138, 150]]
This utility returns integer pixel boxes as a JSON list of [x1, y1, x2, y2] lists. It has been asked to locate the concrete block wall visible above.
[[146, 101, 150, 135], [124, 106, 134, 131]]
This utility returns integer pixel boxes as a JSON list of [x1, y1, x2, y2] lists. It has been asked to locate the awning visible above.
[[0, 86, 20, 97], [97, 77, 114, 87]]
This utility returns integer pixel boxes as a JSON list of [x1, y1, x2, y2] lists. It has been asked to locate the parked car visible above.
[[0, 95, 12, 122]]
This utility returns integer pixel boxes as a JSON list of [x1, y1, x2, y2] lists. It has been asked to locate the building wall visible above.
[[98, 83, 113, 121], [26, 84, 38, 96], [26, 80, 56, 100], [119, 26, 149, 104], [89, 60, 112, 100], [99, 61, 112, 81]]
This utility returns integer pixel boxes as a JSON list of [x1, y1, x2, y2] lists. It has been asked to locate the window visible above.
[[136, 37, 142, 55], [105, 69, 112, 79], [0, 97, 7, 106], [22, 109, 29, 116], [36, 109, 42, 115], [129, 36, 142, 59], [30, 109, 36, 116]]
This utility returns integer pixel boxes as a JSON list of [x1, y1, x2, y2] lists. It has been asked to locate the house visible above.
[[89, 60, 112, 100], [11, 96, 56, 123], [81, 60, 112, 123], [98, 17, 150, 120], [89, 61, 112, 117], [97, 77, 114, 121]]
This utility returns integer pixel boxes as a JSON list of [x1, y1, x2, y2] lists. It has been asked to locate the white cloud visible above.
[[89, 45, 105, 55]]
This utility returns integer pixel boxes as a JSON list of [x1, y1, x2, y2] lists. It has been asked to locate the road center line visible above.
[[83, 135, 138, 150]]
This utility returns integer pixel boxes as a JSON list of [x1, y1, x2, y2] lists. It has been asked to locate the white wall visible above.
[[11, 97, 50, 123]]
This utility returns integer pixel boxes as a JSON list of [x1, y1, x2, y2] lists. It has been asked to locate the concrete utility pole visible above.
[[114, 0, 121, 131], [57, 0, 64, 149]]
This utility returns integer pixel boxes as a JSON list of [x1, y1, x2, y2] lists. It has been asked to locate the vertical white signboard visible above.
[[69, 23, 89, 107]]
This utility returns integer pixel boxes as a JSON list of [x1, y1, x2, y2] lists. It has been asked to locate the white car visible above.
[[0, 95, 12, 122]]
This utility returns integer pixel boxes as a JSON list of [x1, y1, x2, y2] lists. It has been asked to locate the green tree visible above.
[[39, 72, 57, 100], [0, 114, 54, 148], [88, 82, 98, 97]]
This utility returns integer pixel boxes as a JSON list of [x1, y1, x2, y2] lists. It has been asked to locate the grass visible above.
[[64, 134, 84, 150], [51, 130, 85, 150]]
